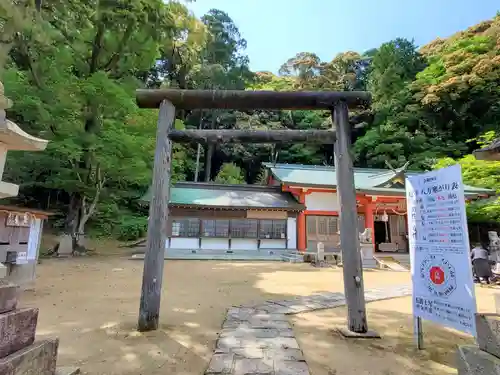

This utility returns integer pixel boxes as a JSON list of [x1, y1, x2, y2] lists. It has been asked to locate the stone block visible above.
[[227, 308, 259, 321], [220, 328, 282, 339], [476, 313, 500, 358], [57, 234, 73, 256], [239, 337, 301, 350], [335, 327, 381, 339], [0, 307, 38, 358], [249, 313, 288, 322], [0, 339, 59, 375], [249, 304, 291, 314], [264, 349, 304, 362], [223, 319, 291, 330], [7, 262, 36, 288], [217, 337, 241, 350], [206, 353, 234, 374], [215, 347, 265, 359], [233, 358, 273, 375], [0, 264, 7, 279], [0, 282, 18, 313], [457, 345, 500, 375], [220, 328, 294, 340], [217, 336, 300, 351], [274, 360, 310, 375]]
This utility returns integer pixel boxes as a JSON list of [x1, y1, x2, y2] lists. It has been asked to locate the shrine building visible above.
[[138, 162, 494, 266]]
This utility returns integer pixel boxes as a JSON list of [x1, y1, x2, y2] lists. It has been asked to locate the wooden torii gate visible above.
[[135, 89, 372, 336]]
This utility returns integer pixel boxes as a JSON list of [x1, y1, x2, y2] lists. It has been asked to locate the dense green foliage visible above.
[[1, 2, 500, 242], [214, 163, 245, 184]]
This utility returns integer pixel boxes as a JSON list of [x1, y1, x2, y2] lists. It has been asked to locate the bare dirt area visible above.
[[20, 257, 409, 375], [19, 257, 491, 375], [291, 285, 497, 375]]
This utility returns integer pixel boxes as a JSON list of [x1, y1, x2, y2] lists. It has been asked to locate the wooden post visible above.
[[138, 100, 175, 332], [194, 110, 203, 182], [333, 101, 369, 333], [204, 143, 214, 182], [168, 129, 337, 144], [136, 89, 371, 110], [414, 316, 424, 349]]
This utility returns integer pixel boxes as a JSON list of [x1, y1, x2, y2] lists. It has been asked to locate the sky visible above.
[[188, 0, 500, 73]]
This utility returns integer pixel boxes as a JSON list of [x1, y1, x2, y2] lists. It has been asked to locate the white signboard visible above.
[[406, 164, 477, 336], [27, 218, 41, 261], [16, 251, 28, 265]]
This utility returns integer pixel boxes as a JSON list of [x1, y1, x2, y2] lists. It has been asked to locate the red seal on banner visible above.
[[419, 255, 457, 298], [429, 266, 445, 285]]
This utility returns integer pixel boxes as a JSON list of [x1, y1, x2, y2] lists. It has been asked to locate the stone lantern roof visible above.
[[0, 81, 48, 198], [474, 138, 500, 161]]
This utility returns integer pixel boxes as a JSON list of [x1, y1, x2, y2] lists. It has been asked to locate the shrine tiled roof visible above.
[[264, 163, 495, 197], [140, 182, 304, 210]]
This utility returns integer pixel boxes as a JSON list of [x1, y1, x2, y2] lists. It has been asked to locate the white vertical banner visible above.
[[406, 164, 477, 336], [27, 218, 41, 261]]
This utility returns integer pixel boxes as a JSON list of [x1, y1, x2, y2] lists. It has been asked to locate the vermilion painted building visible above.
[[265, 163, 493, 265], [138, 162, 493, 264]]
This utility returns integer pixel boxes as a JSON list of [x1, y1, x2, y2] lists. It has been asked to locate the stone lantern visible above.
[[0, 81, 48, 197], [0, 81, 78, 375]]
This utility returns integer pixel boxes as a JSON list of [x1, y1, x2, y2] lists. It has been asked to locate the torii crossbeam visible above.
[[136, 89, 372, 336]]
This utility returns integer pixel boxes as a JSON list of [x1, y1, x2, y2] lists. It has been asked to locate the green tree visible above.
[[184, 8, 252, 181], [318, 51, 368, 91], [278, 52, 321, 89], [434, 154, 500, 222], [3, 0, 194, 247], [368, 38, 426, 106], [354, 38, 435, 168], [214, 163, 245, 184]]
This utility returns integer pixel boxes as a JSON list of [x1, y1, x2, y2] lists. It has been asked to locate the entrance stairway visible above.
[[373, 255, 410, 271], [131, 248, 289, 261], [280, 250, 305, 263]]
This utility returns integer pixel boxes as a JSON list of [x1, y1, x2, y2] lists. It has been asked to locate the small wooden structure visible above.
[[136, 89, 371, 334], [137, 182, 303, 260], [0, 205, 51, 287], [474, 138, 500, 161]]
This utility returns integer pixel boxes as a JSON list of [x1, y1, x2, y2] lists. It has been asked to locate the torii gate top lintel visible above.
[[135, 89, 371, 110]]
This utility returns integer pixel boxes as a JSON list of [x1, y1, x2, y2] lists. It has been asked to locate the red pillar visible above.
[[297, 192, 306, 252], [364, 202, 375, 250]]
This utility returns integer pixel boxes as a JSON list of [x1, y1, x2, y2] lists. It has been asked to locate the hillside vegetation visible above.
[[1, 2, 500, 244]]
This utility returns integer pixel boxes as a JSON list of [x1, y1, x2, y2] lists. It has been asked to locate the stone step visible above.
[[0, 307, 38, 358], [0, 283, 18, 314], [131, 252, 286, 261], [475, 313, 500, 359], [280, 254, 304, 263], [457, 345, 500, 375], [0, 339, 59, 375]]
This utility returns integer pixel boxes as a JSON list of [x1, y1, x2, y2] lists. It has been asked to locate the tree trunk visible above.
[[204, 143, 214, 182], [203, 111, 217, 182], [57, 192, 85, 255], [194, 110, 203, 182], [194, 144, 201, 182], [59, 165, 105, 255]]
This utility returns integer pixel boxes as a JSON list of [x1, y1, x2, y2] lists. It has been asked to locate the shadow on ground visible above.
[[290, 297, 478, 375], [17, 256, 443, 375]]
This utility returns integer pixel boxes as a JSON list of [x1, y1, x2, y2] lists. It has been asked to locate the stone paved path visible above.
[[206, 285, 411, 375]]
